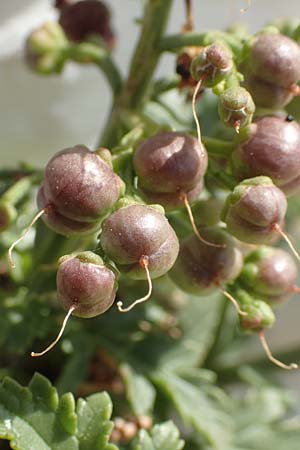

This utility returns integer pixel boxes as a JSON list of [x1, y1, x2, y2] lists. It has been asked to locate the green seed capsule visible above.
[[190, 42, 233, 87], [218, 86, 255, 130]]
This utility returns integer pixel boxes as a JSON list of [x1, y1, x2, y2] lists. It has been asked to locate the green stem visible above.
[[69, 43, 123, 95], [202, 136, 236, 157], [100, 0, 174, 149], [1, 175, 41, 205], [159, 31, 243, 55], [208, 160, 237, 190]]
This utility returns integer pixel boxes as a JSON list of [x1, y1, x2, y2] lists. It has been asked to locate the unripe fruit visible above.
[[248, 33, 300, 88], [58, 0, 115, 49], [218, 87, 255, 131], [57, 251, 117, 318], [231, 116, 300, 196], [169, 227, 243, 296], [190, 42, 233, 87], [37, 186, 100, 236], [239, 246, 297, 302], [237, 290, 275, 331], [133, 131, 207, 197], [222, 177, 287, 245], [100, 204, 179, 279], [43, 145, 124, 222], [236, 288, 298, 369]]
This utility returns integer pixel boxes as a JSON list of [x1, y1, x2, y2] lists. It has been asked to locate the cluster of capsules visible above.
[[3, 0, 300, 370]]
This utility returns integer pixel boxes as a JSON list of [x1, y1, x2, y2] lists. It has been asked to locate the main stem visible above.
[[100, 0, 173, 149]]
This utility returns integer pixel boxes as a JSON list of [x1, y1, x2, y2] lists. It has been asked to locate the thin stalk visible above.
[[69, 43, 122, 95], [159, 31, 242, 55]]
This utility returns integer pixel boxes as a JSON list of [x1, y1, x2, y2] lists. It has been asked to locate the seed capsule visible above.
[[169, 227, 243, 296], [222, 177, 287, 245], [43, 145, 124, 222], [100, 204, 179, 279], [232, 116, 300, 196]]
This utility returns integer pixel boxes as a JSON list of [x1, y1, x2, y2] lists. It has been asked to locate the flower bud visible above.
[[231, 116, 300, 196], [58, 0, 115, 49], [218, 87, 255, 130], [25, 22, 68, 75], [57, 251, 117, 318], [222, 177, 287, 245], [169, 227, 243, 296], [190, 42, 233, 87]]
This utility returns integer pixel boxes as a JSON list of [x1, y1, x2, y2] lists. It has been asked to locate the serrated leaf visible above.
[[0, 373, 118, 450], [133, 421, 184, 450], [76, 392, 117, 450], [121, 364, 156, 416]]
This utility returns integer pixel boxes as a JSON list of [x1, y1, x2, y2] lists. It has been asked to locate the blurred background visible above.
[[1, 0, 300, 166], [1, 0, 300, 383]]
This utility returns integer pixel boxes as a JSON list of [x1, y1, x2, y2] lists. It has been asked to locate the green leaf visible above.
[[154, 371, 233, 450], [0, 373, 118, 450], [133, 421, 184, 450], [121, 364, 156, 416]]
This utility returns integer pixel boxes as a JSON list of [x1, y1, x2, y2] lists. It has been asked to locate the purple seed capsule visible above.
[[37, 186, 100, 236], [249, 33, 300, 89], [133, 131, 207, 196], [222, 177, 287, 245], [57, 251, 117, 318], [232, 116, 300, 196], [58, 0, 115, 48], [100, 204, 179, 279], [240, 246, 297, 302], [169, 227, 243, 296], [43, 145, 124, 222]]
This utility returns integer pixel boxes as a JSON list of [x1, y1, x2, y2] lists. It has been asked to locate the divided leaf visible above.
[[0, 373, 118, 450]]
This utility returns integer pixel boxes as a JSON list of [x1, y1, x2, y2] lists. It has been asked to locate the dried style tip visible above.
[[8, 208, 46, 269], [31, 305, 76, 357], [259, 331, 298, 370], [117, 257, 153, 312], [220, 289, 247, 316], [271, 223, 300, 261], [179, 192, 225, 248]]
